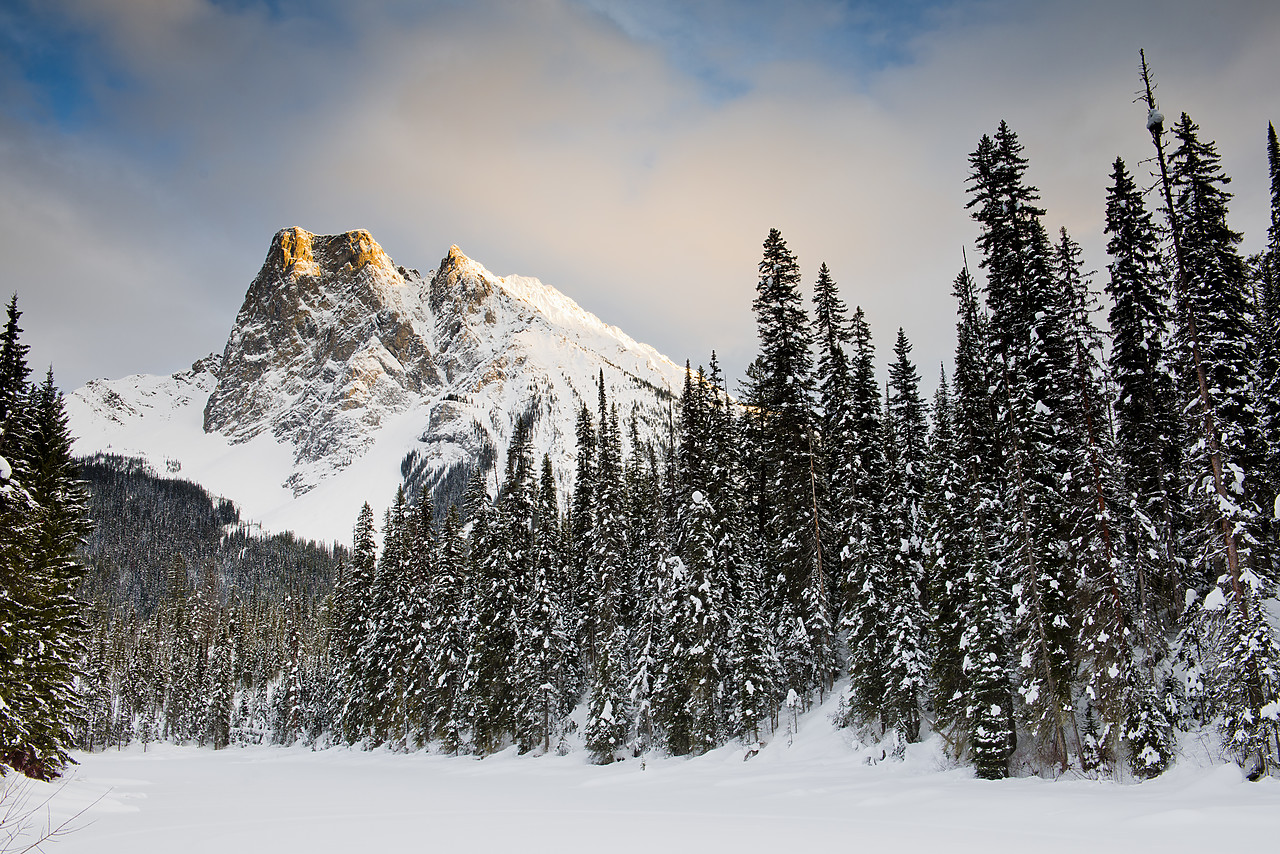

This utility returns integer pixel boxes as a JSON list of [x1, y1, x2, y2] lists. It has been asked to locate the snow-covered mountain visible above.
[[69, 227, 684, 543]]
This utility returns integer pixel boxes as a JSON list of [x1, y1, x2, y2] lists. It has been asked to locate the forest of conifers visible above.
[[5, 71, 1279, 783]]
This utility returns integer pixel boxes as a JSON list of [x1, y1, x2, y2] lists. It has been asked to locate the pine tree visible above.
[[724, 549, 779, 746], [0, 308, 91, 778], [1164, 112, 1279, 773], [463, 461, 519, 754], [205, 619, 235, 749], [336, 503, 377, 743], [513, 456, 572, 754], [1168, 113, 1269, 586], [881, 331, 929, 742], [839, 306, 891, 727], [812, 263, 852, 621], [1104, 157, 1181, 629], [428, 505, 470, 753], [401, 493, 437, 746], [967, 122, 1077, 770], [1057, 225, 1156, 773], [945, 265, 1013, 776], [745, 229, 826, 700], [362, 489, 415, 745], [1254, 122, 1280, 569], [570, 402, 596, 675], [925, 362, 966, 730]]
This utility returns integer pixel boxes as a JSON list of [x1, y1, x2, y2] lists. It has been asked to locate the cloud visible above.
[[2, 0, 1277, 395]]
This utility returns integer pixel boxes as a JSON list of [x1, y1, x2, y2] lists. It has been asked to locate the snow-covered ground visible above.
[[16, 703, 1279, 854]]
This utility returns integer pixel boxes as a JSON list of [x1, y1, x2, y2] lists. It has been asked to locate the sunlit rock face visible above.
[[185, 227, 685, 500]]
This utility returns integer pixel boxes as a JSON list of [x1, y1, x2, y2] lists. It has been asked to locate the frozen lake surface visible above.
[[16, 714, 1280, 853]]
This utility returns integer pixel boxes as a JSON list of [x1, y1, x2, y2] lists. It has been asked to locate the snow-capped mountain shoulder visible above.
[[69, 228, 685, 542], [69, 356, 221, 463]]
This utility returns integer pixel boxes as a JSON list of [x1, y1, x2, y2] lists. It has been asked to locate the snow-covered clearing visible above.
[[16, 708, 1279, 854]]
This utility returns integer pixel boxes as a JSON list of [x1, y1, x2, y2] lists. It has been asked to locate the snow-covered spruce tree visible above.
[[361, 489, 416, 745], [707, 356, 779, 746], [513, 456, 573, 754], [629, 544, 665, 759], [1254, 123, 1280, 558], [335, 503, 377, 743], [838, 306, 891, 729], [625, 423, 669, 758], [963, 534, 1014, 780], [725, 546, 779, 746], [582, 378, 635, 762], [811, 263, 852, 628], [569, 402, 596, 678], [880, 330, 930, 743], [1163, 112, 1279, 773], [205, 619, 235, 750], [1057, 226, 1169, 775], [0, 358, 92, 778], [944, 265, 1013, 775], [1169, 113, 1270, 586], [744, 230, 828, 703], [925, 363, 965, 730], [967, 123, 1078, 771], [400, 493, 437, 747], [1104, 157, 1183, 632], [462, 457, 521, 755], [653, 365, 721, 755], [428, 505, 470, 753]]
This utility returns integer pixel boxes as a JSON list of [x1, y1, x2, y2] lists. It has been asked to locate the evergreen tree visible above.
[[362, 489, 415, 745], [0, 315, 91, 778], [462, 461, 518, 754], [1258, 124, 1280, 500], [428, 505, 470, 753], [881, 331, 929, 742], [839, 306, 891, 726], [812, 263, 852, 620], [925, 363, 966, 729], [513, 456, 572, 754], [967, 122, 1077, 770], [745, 229, 826, 699], [945, 265, 1013, 776], [1167, 113, 1279, 773], [1168, 113, 1270, 588], [1104, 157, 1181, 629], [1058, 225, 1157, 773], [401, 494, 437, 746], [582, 376, 634, 760], [0, 295, 29, 447], [205, 619, 235, 749], [336, 504, 377, 743]]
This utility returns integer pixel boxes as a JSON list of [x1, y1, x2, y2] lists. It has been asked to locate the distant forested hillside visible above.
[[77, 454, 344, 614]]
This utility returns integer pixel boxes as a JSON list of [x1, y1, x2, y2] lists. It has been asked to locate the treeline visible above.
[[77, 453, 338, 613], [72, 455, 347, 751], [77, 66, 1280, 780], [309, 95, 1280, 776]]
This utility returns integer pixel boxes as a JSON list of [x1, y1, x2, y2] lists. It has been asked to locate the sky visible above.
[[2, 0, 1278, 396]]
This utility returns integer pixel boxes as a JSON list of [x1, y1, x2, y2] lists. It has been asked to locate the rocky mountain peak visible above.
[[264, 227, 400, 286], [73, 227, 685, 528], [202, 228, 436, 486], [430, 243, 495, 316]]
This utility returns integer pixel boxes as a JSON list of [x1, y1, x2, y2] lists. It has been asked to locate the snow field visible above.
[[24, 697, 1280, 854]]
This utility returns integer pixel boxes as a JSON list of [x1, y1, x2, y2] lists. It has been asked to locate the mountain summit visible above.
[[69, 228, 684, 540]]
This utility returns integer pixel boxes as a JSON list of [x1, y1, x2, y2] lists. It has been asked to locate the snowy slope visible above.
[[68, 229, 686, 543]]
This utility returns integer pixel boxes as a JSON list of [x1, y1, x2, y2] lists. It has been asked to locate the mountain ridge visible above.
[[68, 227, 685, 541]]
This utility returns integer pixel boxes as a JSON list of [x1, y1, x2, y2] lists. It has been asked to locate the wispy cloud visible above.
[[2, 0, 1277, 392]]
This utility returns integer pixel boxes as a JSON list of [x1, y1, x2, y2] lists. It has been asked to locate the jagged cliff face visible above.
[[204, 228, 439, 492], [78, 227, 684, 520]]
